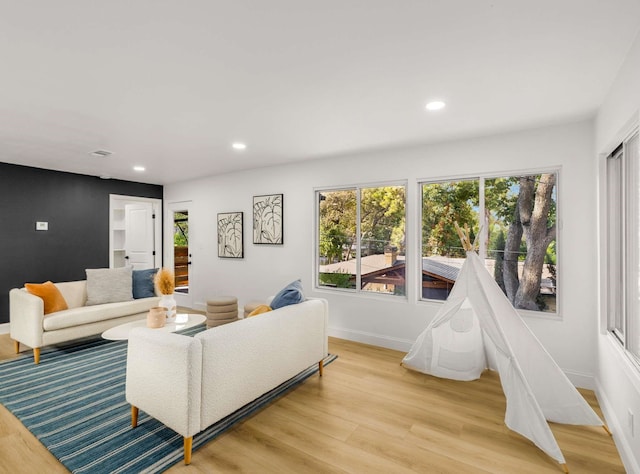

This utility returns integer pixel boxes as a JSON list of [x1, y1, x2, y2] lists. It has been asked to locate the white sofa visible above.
[[125, 297, 328, 465], [10, 280, 160, 363]]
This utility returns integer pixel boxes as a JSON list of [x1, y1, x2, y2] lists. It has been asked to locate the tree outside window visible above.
[[317, 185, 406, 296], [421, 172, 558, 313]]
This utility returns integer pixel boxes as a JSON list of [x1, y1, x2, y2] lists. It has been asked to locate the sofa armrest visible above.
[[10, 288, 45, 348], [125, 328, 202, 437]]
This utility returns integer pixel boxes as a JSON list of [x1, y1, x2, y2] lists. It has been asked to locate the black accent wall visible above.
[[0, 162, 163, 324]]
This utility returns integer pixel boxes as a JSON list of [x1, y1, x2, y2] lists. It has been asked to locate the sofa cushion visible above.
[[270, 279, 305, 309], [133, 268, 158, 299], [86, 267, 133, 305], [43, 297, 159, 331], [25, 281, 69, 314], [55, 281, 88, 309]]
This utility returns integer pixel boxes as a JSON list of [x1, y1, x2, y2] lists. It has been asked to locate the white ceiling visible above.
[[1, 1, 639, 185]]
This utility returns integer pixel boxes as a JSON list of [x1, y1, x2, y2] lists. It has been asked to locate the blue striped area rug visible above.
[[0, 325, 336, 473]]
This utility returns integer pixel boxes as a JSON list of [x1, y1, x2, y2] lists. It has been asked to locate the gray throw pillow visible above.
[[86, 267, 134, 305]]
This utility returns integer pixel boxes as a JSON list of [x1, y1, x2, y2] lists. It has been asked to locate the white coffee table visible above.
[[101, 313, 206, 341]]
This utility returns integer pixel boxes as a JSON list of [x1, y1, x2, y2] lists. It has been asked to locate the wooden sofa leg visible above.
[[13, 340, 19, 354], [33, 348, 40, 365], [318, 359, 324, 377], [131, 406, 139, 428], [184, 436, 193, 465]]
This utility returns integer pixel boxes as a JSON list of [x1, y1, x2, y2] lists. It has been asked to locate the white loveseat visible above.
[[10, 280, 160, 363], [125, 297, 328, 464]]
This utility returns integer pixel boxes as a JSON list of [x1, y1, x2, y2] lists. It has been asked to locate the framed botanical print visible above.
[[253, 194, 283, 245], [218, 212, 243, 258]]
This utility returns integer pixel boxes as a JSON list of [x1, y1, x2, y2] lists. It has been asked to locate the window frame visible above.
[[605, 129, 640, 367], [314, 180, 408, 298], [417, 167, 561, 317]]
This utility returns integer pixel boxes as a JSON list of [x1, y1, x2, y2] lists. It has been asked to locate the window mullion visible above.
[[356, 187, 362, 292], [478, 177, 487, 260]]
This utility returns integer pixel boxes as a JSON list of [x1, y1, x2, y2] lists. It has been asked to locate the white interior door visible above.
[[110, 195, 162, 269], [125, 203, 155, 269]]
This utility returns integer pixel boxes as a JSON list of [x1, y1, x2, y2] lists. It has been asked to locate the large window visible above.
[[606, 131, 640, 363], [421, 172, 558, 314], [316, 184, 406, 296]]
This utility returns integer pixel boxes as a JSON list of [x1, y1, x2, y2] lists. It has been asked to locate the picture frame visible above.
[[217, 212, 243, 258], [253, 193, 283, 245]]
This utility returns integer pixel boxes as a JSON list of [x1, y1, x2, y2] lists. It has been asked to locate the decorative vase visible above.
[[159, 293, 177, 323], [147, 307, 166, 328]]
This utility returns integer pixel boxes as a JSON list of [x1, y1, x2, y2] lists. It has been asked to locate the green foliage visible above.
[[319, 272, 353, 288], [319, 226, 351, 264], [318, 187, 405, 262], [421, 180, 479, 257], [318, 190, 356, 262], [360, 186, 406, 255], [545, 240, 557, 265], [173, 212, 188, 246]]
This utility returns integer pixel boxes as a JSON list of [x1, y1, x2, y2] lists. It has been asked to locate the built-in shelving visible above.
[[110, 207, 127, 267], [109, 195, 163, 269]]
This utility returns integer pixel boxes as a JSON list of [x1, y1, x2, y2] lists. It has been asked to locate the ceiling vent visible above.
[[90, 149, 113, 158]]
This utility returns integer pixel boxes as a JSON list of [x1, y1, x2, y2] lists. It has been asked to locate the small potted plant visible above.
[[155, 267, 177, 322]]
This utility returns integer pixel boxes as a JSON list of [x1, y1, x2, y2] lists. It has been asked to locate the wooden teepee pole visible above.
[[454, 222, 473, 252]]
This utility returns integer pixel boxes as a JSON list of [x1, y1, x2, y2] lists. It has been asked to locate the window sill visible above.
[[313, 286, 409, 303]]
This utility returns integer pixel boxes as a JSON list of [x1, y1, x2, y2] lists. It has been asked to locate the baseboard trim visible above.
[[563, 369, 596, 390], [0, 323, 10, 335], [328, 327, 413, 352], [595, 378, 640, 474]]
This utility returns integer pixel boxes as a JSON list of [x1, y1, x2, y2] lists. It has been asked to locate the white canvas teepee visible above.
[[403, 233, 604, 469]]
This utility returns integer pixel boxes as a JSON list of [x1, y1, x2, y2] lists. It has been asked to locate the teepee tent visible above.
[[402, 227, 605, 471]]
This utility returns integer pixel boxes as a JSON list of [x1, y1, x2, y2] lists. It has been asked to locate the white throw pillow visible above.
[[85, 267, 134, 305]]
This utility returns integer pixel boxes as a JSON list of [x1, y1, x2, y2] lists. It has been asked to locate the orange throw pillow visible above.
[[248, 304, 272, 317], [25, 281, 69, 315]]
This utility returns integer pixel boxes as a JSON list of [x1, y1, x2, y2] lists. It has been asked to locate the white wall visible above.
[[595, 31, 640, 474], [165, 119, 598, 388]]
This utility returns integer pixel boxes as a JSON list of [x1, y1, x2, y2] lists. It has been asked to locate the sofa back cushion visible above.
[[55, 281, 88, 309], [85, 267, 133, 305]]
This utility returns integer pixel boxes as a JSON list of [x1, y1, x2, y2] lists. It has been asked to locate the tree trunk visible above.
[[493, 230, 507, 295], [503, 200, 524, 305], [515, 174, 556, 310]]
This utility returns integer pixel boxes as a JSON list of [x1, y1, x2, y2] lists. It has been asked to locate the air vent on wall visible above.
[[90, 150, 113, 158]]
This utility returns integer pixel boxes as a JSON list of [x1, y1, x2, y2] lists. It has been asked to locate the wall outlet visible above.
[[629, 409, 635, 437], [36, 221, 48, 231]]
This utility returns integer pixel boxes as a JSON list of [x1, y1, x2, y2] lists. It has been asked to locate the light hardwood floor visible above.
[[0, 334, 625, 473]]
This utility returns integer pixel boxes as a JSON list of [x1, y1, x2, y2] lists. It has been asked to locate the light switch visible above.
[[36, 221, 48, 231]]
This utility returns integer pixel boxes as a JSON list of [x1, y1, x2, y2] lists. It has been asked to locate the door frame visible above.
[[165, 201, 193, 309], [109, 195, 162, 269]]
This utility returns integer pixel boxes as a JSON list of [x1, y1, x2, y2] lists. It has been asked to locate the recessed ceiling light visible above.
[[133, 166, 145, 172], [425, 101, 446, 111], [232, 142, 247, 150]]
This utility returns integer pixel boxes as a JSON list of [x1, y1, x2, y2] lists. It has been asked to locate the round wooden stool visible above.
[[206, 296, 238, 328]]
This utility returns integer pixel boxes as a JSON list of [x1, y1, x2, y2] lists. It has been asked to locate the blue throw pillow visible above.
[[132, 268, 158, 299], [270, 279, 305, 309]]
